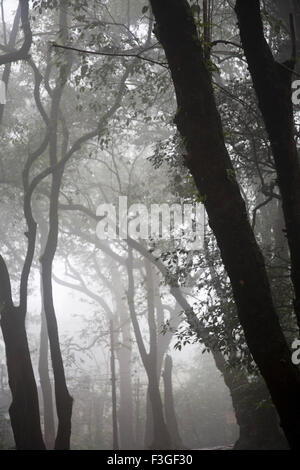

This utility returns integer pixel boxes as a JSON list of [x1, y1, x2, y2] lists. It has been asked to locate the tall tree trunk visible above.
[[274, 201, 289, 259], [41, 257, 73, 449], [40, 2, 73, 449], [94, 393, 105, 449], [0, 257, 45, 450], [126, 250, 171, 449], [38, 218, 55, 450], [0, 0, 45, 451], [147, 364, 172, 449], [38, 296, 56, 449], [163, 355, 185, 448], [205, 237, 287, 449], [110, 319, 119, 450], [0, 4, 20, 125], [144, 297, 181, 447], [235, 0, 300, 328], [149, 0, 300, 448], [116, 341, 134, 449], [134, 378, 143, 449], [144, 389, 153, 448], [112, 266, 135, 449], [0, 0, 32, 66]]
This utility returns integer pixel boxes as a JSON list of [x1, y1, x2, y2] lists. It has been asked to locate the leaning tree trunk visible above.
[[0, 0, 45, 451], [149, 0, 300, 448], [235, 0, 300, 328], [0, 257, 45, 450], [205, 237, 287, 450]]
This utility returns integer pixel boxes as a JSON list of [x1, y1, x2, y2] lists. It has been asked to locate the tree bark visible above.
[[110, 319, 119, 450], [0, 4, 21, 125], [149, 0, 300, 448], [40, 2, 73, 449], [144, 293, 182, 447], [37, 217, 56, 449], [163, 355, 185, 449], [134, 378, 143, 449], [111, 266, 135, 449], [0, 0, 32, 66], [0, 257, 45, 450], [126, 250, 171, 449], [235, 0, 300, 328], [38, 284, 56, 449]]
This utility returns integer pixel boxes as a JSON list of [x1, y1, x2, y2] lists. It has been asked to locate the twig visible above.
[[51, 42, 168, 68]]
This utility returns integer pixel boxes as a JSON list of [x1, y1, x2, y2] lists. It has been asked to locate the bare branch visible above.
[[0, 0, 32, 66]]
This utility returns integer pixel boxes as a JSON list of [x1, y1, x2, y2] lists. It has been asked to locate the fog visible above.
[[0, 0, 299, 452]]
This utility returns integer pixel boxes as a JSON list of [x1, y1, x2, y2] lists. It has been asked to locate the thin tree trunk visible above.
[[112, 266, 135, 449], [110, 319, 119, 450], [163, 355, 185, 448], [94, 393, 105, 448], [38, 297, 56, 449], [145, 294, 182, 447], [126, 250, 171, 449], [144, 389, 153, 448], [41, 261, 73, 449], [40, 2, 73, 449], [0, 4, 20, 125], [37, 218, 55, 449], [134, 378, 143, 449]]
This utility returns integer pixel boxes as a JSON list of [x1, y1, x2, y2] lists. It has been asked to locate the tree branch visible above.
[[0, 0, 32, 66], [51, 42, 168, 68]]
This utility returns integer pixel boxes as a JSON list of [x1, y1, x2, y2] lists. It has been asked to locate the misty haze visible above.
[[0, 0, 299, 455]]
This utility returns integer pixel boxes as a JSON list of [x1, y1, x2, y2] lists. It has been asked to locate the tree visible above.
[[235, 0, 300, 329], [0, 0, 31, 66], [149, 0, 300, 448], [0, 0, 45, 449], [163, 355, 185, 448], [127, 249, 172, 449], [0, 257, 45, 449]]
